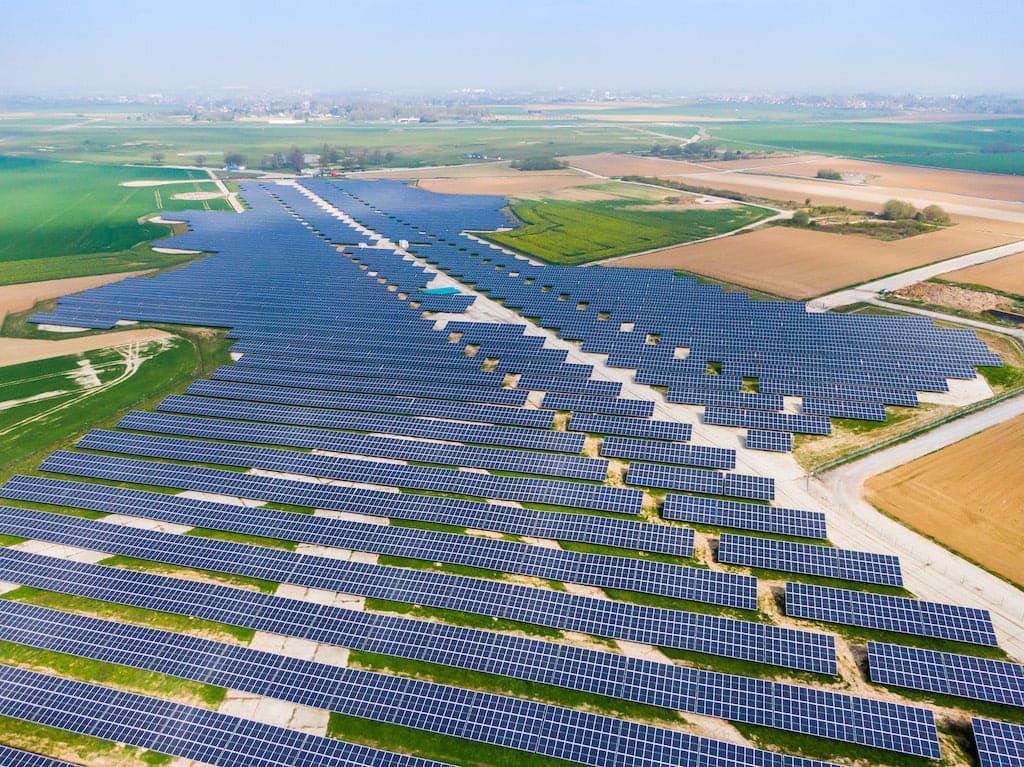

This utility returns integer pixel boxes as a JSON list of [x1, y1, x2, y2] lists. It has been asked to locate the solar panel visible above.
[[601, 436, 736, 470], [785, 582, 999, 646], [973, 718, 1024, 767], [38, 451, 685, 555], [868, 642, 1024, 707], [542, 392, 656, 417], [568, 413, 692, 441], [746, 429, 793, 452], [718, 534, 903, 586], [0, 745, 78, 767], [803, 398, 887, 422], [662, 495, 827, 539], [704, 406, 832, 435]]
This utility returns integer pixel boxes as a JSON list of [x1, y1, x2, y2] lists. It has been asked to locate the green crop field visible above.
[[0, 156, 231, 285], [695, 118, 1024, 174], [479, 196, 774, 265]]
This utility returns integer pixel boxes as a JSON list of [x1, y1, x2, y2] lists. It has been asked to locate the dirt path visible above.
[[0, 328, 174, 367]]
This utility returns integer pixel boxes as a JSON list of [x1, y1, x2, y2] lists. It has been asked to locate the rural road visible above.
[[808, 238, 1024, 311], [809, 395, 1024, 660]]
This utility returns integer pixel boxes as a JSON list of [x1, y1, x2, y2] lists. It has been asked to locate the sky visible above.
[[2, 0, 1022, 96]]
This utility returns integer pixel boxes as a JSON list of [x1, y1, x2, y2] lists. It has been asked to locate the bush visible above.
[[881, 199, 917, 220], [920, 204, 951, 224], [791, 209, 811, 226], [816, 168, 843, 181], [510, 157, 565, 171]]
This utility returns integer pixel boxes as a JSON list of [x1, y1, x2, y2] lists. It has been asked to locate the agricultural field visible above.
[[667, 118, 1024, 175], [943, 251, 1024, 295], [865, 413, 1024, 586], [0, 157, 226, 286], [478, 185, 773, 265], [607, 219, 1024, 299]]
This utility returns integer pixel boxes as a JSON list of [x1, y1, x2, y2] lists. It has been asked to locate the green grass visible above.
[[707, 118, 1024, 175], [0, 156, 230, 284], [732, 721, 935, 767], [0, 327, 232, 487], [478, 197, 774, 265], [0, 714, 172, 767], [97, 555, 280, 595], [365, 597, 565, 640]]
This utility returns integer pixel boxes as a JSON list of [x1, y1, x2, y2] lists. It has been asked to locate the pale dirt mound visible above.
[[0, 328, 174, 367], [893, 282, 1014, 312], [944, 250, 1024, 294], [170, 191, 226, 201], [607, 218, 1024, 299], [0, 270, 153, 326], [865, 413, 1024, 586]]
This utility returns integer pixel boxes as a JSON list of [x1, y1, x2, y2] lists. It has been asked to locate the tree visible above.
[[816, 168, 843, 181], [288, 146, 304, 172], [791, 209, 811, 226], [224, 152, 246, 167], [151, 152, 164, 164], [195, 155, 206, 168], [920, 204, 951, 224], [881, 199, 917, 220]]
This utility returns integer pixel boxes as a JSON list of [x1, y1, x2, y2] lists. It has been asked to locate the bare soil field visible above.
[[607, 219, 1024, 299], [943, 251, 1024, 294], [422, 173, 596, 197], [565, 153, 1024, 221], [755, 157, 1024, 202], [0, 270, 151, 326], [865, 413, 1024, 586]]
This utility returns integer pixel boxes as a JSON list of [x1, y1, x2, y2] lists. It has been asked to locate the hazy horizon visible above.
[[2, 0, 1023, 96]]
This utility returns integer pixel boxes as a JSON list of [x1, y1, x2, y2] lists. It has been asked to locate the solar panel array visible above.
[[542, 392, 656, 417], [786, 583, 999, 646], [0, 599, 939, 758], [867, 642, 1024, 707], [746, 428, 794, 452], [718, 534, 904, 586], [662, 494, 828, 539], [567, 412, 692, 441], [600, 435, 736, 469], [972, 718, 1024, 767], [627, 462, 775, 501], [705, 406, 832, 435], [75, 429, 641, 513], [38, 451, 687, 555]]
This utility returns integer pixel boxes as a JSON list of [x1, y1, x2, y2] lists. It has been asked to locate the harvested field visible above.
[[865, 414, 1024, 586], [607, 220, 1024, 299], [423, 173, 595, 197], [943, 250, 1024, 294], [751, 156, 1024, 202], [564, 153, 1024, 222]]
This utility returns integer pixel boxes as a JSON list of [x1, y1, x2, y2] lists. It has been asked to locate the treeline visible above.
[[647, 142, 745, 161], [510, 157, 565, 171], [223, 144, 398, 171], [619, 175, 755, 203]]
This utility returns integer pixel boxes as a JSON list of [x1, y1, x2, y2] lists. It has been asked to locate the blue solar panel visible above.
[[973, 718, 1024, 767], [662, 495, 827, 539], [746, 429, 793, 452], [785, 582, 999, 645], [601, 436, 736, 470], [719, 534, 903, 586], [868, 642, 1024, 707], [568, 413, 692, 441]]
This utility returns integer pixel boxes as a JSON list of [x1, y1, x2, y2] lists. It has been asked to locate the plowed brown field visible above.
[[606, 219, 1024, 299], [943, 251, 1024, 294], [865, 414, 1024, 586]]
